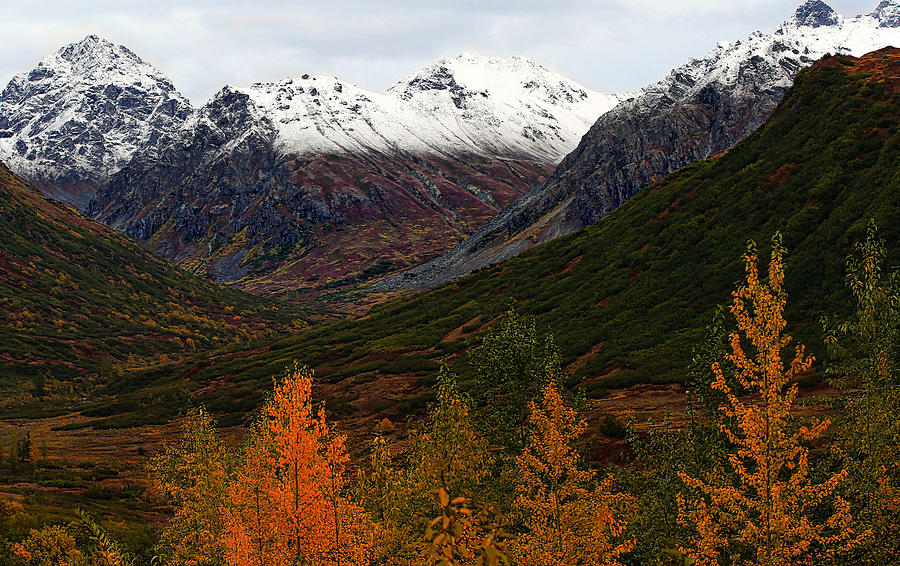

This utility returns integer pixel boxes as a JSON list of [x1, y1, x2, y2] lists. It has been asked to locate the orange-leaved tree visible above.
[[677, 235, 864, 566], [224, 420, 279, 566], [511, 377, 632, 566], [320, 427, 373, 566], [226, 362, 372, 566]]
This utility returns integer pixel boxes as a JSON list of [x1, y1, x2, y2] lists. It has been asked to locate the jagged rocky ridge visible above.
[[0, 35, 191, 207], [85, 53, 627, 293], [376, 0, 900, 291]]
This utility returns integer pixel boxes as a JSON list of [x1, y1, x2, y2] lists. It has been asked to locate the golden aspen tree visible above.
[[149, 408, 228, 566], [511, 378, 631, 566], [678, 235, 864, 566], [28, 430, 40, 478], [358, 368, 493, 565], [357, 432, 448, 566], [355, 435, 408, 563], [407, 368, 491, 505], [410, 368, 496, 565]]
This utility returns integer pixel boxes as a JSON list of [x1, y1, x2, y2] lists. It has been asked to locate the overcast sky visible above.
[[0, 0, 881, 104]]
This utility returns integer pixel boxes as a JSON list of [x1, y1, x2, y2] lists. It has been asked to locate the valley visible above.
[[0, 1, 898, 565]]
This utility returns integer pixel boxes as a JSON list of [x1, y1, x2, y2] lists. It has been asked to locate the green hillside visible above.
[[78, 49, 900, 426], [0, 163, 300, 413]]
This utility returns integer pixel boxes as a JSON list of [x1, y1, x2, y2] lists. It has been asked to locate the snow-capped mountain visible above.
[[0, 35, 191, 207], [385, 53, 627, 161], [377, 0, 900, 292], [86, 52, 625, 292], [873, 0, 900, 26], [197, 51, 625, 164], [649, 0, 898, 101]]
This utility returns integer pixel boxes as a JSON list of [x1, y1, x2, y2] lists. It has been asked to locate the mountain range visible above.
[[85, 53, 627, 295], [93, 46, 900, 428], [0, 0, 897, 302], [0, 39, 625, 298], [1, 4, 899, 543], [377, 0, 900, 291]]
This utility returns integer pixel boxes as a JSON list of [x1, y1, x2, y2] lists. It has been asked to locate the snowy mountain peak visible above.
[[195, 51, 631, 163], [58, 34, 121, 62], [0, 34, 191, 206], [872, 0, 900, 27], [793, 0, 840, 28], [389, 51, 586, 104], [376, 3, 900, 292]]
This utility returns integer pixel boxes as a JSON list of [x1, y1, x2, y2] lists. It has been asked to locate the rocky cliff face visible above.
[[86, 53, 624, 295], [376, 0, 900, 292], [0, 35, 191, 208]]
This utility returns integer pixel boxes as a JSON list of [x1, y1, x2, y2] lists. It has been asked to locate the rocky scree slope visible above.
[[0, 35, 191, 208], [377, 0, 900, 292]]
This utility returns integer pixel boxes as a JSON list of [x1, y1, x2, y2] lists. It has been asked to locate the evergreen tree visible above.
[[469, 307, 561, 454]]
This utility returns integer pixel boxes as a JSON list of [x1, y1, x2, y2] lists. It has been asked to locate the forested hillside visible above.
[[0, 163, 299, 413], [97, 48, 900, 429]]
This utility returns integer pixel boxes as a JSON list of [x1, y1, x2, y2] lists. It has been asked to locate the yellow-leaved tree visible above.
[[677, 235, 864, 566], [355, 435, 407, 564], [358, 367, 497, 565], [823, 219, 900, 564], [511, 377, 632, 566], [149, 407, 228, 565]]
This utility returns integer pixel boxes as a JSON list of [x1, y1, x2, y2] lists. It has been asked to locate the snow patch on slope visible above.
[[644, 0, 899, 104]]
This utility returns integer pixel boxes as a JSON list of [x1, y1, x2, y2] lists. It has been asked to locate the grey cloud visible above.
[[0, 1, 881, 104]]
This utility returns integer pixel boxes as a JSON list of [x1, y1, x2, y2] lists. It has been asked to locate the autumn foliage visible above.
[[355, 368, 496, 565], [823, 220, 900, 564], [677, 235, 863, 565], [229, 363, 370, 566], [149, 408, 228, 565], [131, 230, 898, 566], [151, 364, 372, 566], [511, 378, 632, 566]]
